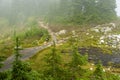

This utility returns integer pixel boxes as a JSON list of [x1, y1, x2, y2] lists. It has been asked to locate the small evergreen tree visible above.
[[43, 41, 64, 80], [68, 37, 88, 79], [93, 61, 106, 80], [11, 37, 31, 80], [0, 56, 8, 80], [68, 40, 88, 79]]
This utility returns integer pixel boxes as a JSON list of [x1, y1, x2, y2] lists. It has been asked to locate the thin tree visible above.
[[44, 41, 64, 80], [93, 61, 106, 80], [11, 37, 31, 80], [67, 36, 88, 79]]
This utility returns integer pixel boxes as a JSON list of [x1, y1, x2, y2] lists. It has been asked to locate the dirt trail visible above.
[[39, 21, 57, 43], [0, 21, 66, 72]]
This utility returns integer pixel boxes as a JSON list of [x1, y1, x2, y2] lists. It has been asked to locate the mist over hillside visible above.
[[0, 0, 118, 25], [0, 0, 120, 80]]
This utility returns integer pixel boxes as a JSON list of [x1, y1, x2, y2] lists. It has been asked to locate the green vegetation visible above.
[[11, 37, 31, 80], [0, 37, 119, 80], [0, 18, 49, 58], [43, 42, 65, 80], [0, 0, 120, 80], [27, 37, 120, 80], [17, 19, 50, 47], [0, 37, 41, 80], [47, 0, 117, 25], [0, 0, 117, 25]]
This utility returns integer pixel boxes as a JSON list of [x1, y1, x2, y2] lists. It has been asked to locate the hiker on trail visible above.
[[46, 36, 50, 42]]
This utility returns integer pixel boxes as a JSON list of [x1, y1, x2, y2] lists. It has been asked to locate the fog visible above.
[[0, 0, 59, 25], [0, 0, 119, 26], [116, 0, 120, 16]]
